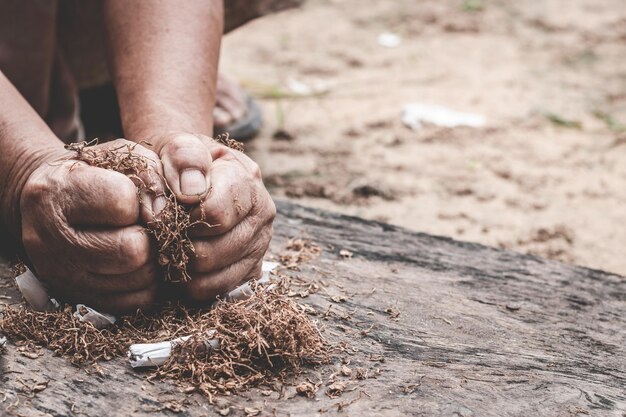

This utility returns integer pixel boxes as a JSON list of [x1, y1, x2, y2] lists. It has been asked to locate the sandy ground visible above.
[[220, 0, 626, 275]]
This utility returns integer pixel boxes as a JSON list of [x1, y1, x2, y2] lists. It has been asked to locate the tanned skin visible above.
[[0, 0, 275, 314]]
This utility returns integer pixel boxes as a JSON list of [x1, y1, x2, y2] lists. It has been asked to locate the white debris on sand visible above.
[[377, 32, 402, 48], [222, 261, 279, 302], [286, 77, 330, 96], [402, 103, 486, 130]]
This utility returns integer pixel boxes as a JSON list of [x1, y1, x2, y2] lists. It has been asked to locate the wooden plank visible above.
[[0, 199, 624, 416]]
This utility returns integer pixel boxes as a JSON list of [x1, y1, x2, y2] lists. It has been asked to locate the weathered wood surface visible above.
[[1, 199, 625, 416]]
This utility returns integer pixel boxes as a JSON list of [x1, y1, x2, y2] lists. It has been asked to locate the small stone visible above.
[[506, 303, 521, 311], [339, 249, 353, 259], [355, 367, 368, 380], [326, 381, 347, 398], [296, 381, 317, 398]]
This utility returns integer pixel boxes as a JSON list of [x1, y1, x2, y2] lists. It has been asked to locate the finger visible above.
[[99, 139, 168, 221], [87, 261, 161, 293], [47, 260, 159, 294], [69, 225, 153, 275], [182, 256, 263, 302], [66, 283, 159, 315], [64, 165, 140, 227], [190, 214, 272, 273], [159, 133, 212, 204], [187, 158, 254, 237]]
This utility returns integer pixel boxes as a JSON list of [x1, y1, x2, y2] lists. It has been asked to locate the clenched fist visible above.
[[148, 133, 276, 302], [20, 140, 165, 314]]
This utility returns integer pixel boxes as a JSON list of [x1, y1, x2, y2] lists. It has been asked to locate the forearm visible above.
[[103, 0, 223, 141], [0, 71, 65, 242]]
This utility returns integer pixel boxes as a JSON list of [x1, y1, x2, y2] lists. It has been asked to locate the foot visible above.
[[213, 74, 248, 130], [213, 74, 263, 141]]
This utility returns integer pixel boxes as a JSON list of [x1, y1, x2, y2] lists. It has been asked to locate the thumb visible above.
[[158, 133, 212, 204]]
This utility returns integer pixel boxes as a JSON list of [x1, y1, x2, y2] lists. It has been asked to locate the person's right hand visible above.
[[19, 139, 165, 314]]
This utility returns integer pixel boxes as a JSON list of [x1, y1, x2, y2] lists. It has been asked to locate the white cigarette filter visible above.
[[223, 261, 279, 302], [128, 330, 220, 368], [15, 268, 59, 312], [73, 304, 116, 329]]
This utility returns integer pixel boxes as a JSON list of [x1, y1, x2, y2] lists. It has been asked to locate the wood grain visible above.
[[1, 199, 624, 416]]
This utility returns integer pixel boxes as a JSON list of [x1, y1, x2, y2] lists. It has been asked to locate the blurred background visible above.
[[221, 0, 626, 275]]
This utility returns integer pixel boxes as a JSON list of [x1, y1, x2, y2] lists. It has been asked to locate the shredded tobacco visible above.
[[214, 132, 245, 153], [65, 140, 197, 282], [0, 139, 332, 398], [64, 137, 242, 282], [0, 284, 329, 396], [280, 238, 322, 270], [154, 283, 329, 395], [0, 305, 129, 365]]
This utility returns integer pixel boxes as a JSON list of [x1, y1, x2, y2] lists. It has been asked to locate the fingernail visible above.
[[152, 196, 168, 215], [180, 170, 207, 196]]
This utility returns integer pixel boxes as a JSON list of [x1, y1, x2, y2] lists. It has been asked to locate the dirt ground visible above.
[[220, 0, 626, 276]]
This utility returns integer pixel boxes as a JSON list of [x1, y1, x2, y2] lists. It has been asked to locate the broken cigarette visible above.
[[221, 261, 279, 302], [128, 330, 220, 368], [73, 304, 116, 329], [12, 262, 279, 367], [15, 262, 278, 316], [15, 269, 59, 312], [130, 262, 280, 368]]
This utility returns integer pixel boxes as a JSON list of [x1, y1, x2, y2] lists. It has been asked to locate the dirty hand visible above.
[[20, 139, 165, 314], [150, 133, 276, 301]]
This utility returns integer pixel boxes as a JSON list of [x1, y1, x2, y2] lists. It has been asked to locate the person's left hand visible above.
[[147, 133, 275, 301]]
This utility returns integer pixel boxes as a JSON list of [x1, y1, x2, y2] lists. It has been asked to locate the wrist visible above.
[[119, 94, 214, 144], [1, 142, 68, 241]]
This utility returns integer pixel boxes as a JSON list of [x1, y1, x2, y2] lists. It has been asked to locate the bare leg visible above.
[[0, 0, 305, 141], [0, 1, 57, 117]]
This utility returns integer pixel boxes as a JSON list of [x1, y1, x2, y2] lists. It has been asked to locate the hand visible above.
[[20, 139, 165, 314], [150, 133, 276, 301]]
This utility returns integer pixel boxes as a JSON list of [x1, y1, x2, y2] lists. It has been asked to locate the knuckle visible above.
[[265, 197, 277, 222], [128, 263, 157, 290], [122, 230, 151, 270], [21, 228, 41, 252], [185, 279, 211, 302], [251, 228, 272, 258], [184, 277, 228, 302], [116, 285, 157, 314], [133, 287, 157, 311], [249, 262, 263, 280], [249, 160, 262, 180], [163, 135, 206, 161], [109, 179, 139, 219], [162, 137, 212, 175], [22, 172, 50, 205], [202, 204, 230, 227]]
